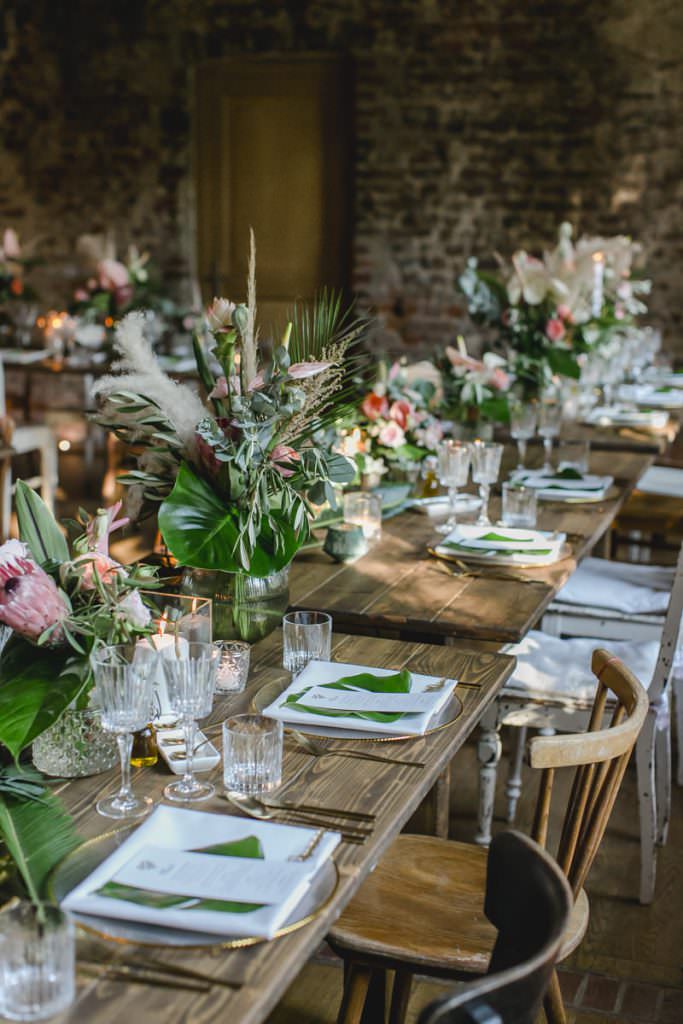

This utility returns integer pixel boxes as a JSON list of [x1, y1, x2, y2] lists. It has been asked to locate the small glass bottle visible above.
[[131, 723, 158, 767], [418, 455, 441, 498]]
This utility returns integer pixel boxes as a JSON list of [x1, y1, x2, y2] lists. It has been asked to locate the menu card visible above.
[[61, 805, 340, 939], [263, 661, 457, 736]]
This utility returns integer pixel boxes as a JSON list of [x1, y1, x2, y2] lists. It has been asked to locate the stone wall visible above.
[[1, 0, 681, 354]]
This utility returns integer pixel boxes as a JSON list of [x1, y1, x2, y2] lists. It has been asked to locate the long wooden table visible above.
[[290, 448, 653, 645], [52, 631, 515, 1024]]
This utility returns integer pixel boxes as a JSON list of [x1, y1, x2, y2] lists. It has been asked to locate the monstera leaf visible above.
[[0, 637, 89, 761], [158, 464, 303, 576]]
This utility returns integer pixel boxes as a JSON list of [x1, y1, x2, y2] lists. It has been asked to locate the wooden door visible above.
[[193, 56, 352, 340]]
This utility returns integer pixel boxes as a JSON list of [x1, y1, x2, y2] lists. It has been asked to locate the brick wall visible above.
[[1, 0, 681, 354]]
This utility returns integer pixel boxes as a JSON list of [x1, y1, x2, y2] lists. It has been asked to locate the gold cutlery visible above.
[[79, 955, 241, 991], [245, 791, 374, 823], [168, 738, 213, 761], [288, 729, 426, 768], [288, 829, 325, 861], [79, 961, 210, 993], [221, 792, 369, 843]]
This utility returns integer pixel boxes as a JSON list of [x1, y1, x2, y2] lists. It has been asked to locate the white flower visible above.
[[116, 589, 151, 628], [206, 297, 236, 332], [507, 251, 569, 306]]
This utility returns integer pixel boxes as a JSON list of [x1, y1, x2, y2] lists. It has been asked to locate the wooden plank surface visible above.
[[52, 631, 515, 1024], [290, 448, 653, 644]]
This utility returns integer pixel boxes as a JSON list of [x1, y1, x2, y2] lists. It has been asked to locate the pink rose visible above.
[[545, 318, 566, 343], [389, 400, 414, 430], [97, 258, 130, 292], [361, 392, 389, 421], [489, 367, 511, 391], [270, 444, 301, 477], [556, 304, 573, 323], [378, 421, 406, 448]]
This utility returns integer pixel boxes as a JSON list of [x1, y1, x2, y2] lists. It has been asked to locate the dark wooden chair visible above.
[[416, 830, 572, 1024], [329, 649, 648, 1024]]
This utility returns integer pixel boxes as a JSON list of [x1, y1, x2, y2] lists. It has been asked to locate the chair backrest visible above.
[[528, 648, 648, 896], [417, 831, 571, 1024], [647, 543, 683, 704]]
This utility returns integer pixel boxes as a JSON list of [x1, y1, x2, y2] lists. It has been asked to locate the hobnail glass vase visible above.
[[180, 565, 291, 643], [32, 707, 118, 779]]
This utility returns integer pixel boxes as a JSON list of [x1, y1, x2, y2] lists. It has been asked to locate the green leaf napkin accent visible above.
[[479, 532, 535, 543], [94, 835, 265, 915], [443, 541, 552, 557], [284, 669, 412, 723], [551, 468, 584, 480]]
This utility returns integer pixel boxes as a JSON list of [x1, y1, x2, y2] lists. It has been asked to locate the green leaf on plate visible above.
[[284, 669, 412, 722], [478, 532, 535, 543], [95, 834, 266, 914], [551, 468, 584, 480], [443, 542, 552, 556]]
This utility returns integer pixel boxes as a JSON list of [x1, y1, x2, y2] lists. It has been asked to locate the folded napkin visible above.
[[62, 805, 340, 939], [435, 523, 566, 565], [554, 557, 671, 614], [618, 384, 683, 408], [636, 465, 683, 499], [642, 370, 683, 389], [511, 468, 613, 500], [263, 660, 457, 736], [583, 405, 669, 430]]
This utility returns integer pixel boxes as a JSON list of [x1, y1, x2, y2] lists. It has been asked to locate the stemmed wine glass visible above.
[[162, 641, 219, 803], [92, 644, 158, 820], [508, 399, 537, 470], [538, 399, 563, 473], [435, 440, 472, 534], [471, 441, 504, 527]]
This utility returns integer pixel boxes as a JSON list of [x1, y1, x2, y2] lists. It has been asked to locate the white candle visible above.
[[592, 252, 604, 318], [138, 631, 189, 723]]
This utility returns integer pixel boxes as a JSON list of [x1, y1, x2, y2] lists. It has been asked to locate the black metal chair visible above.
[[417, 831, 571, 1024]]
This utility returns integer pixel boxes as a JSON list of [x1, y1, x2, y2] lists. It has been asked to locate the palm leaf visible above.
[[287, 288, 370, 363], [0, 773, 81, 905]]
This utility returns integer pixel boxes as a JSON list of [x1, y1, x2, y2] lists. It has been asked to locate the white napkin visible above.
[[555, 557, 671, 614], [442, 523, 563, 553], [618, 384, 683, 408], [511, 469, 613, 500], [262, 660, 456, 737], [505, 630, 659, 700], [61, 805, 340, 939], [636, 466, 683, 499], [583, 405, 669, 429]]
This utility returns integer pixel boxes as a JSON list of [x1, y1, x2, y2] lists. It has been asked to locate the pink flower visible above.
[[270, 444, 301, 477], [557, 304, 573, 322], [114, 284, 134, 309], [0, 541, 68, 644], [388, 361, 401, 382], [247, 370, 266, 391], [361, 392, 389, 421], [287, 361, 332, 380], [206, 297, 236, 332], [97, 259, 130, 292], [73, 552, 123, 590], [545, 318, 566, 343], [209, 376, 229, 399], [389, 399, 414, 430], [86, 501, 129, 556], [378, 421, 406, 448], [445, 347, 485, 374], [489, 367, 510, 391], [74, 288, 89, 302], [2, 228, 20, 260]]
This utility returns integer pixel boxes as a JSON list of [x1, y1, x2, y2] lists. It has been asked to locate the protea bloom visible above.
[[0, 541, 69, 643]]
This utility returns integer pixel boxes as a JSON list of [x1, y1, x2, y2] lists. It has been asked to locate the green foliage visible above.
[[0, 768, 81, 906], [15, 482, 69, 565]]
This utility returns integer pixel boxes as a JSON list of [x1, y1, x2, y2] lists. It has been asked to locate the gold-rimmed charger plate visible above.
[[252, 678, 463, 743], [47, 826, 340, 950], [431, 541, 572, 570]]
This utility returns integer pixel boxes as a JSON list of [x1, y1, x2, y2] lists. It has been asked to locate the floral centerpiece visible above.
[[0, 229, 37, 308], [438, 338, 510, 435], [340, 359, 445, 483], [93, 236, 362, 638]]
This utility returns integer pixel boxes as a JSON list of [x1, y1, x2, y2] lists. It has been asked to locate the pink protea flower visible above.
[[72, 552, 123, 590], [270, 444, 301, 478], [86, 500, 129, 556], [0, 540, 69, 644], [361, 392, 389, 421], [545, 317, 566, 343]]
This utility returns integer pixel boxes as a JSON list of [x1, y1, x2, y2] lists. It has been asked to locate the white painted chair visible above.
[[0, 358, 58, 538], [475, 545, 683, 904]]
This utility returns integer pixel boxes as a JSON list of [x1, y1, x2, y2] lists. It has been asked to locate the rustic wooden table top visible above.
[[52, 630, 515, 1024], [564, 418, 680, 455], [290, 448, 653, 644]]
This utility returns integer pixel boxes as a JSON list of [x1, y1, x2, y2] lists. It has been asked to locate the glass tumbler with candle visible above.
[[471, 441, 504, 527], [343, 491, 382, 544], [502, 482, 538, 529], [509, 398, 537, 469], [0, 903, 75, 1022], [538, 398, 563, 472], [214, 640, 251, 693], [282, 610, 332, 678], [435, 440, 472, 534], [140, 593, 212, 723], [223, 714, 283, 795], [92, 644, 158, 820], [162, 642, 220, 803]]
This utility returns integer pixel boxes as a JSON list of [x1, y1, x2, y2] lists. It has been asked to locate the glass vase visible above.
[[32, 707, 118, 779], [180, 565, 291, 643]]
